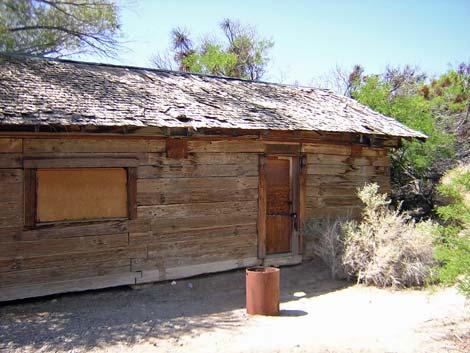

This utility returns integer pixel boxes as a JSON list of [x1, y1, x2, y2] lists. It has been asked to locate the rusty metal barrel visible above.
[[245, 266, 280, 316]]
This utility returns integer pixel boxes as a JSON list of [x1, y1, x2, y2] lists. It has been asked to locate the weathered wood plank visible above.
[[23, 152, 150, 165], [137, 188, 258, 206], [127, 167, 137, 219], [0, 154, 22, 168], [138, 200, 257, 219], [23, 157, 139, 168], [188, 140, 265, 153], [265, 143, 300, 155], [306, 174, 390, 187], [362, 147, 388, 157], [23, 138, 165, 153], [0, 169, 22, 183], [10, 221, 129, 242], [0, 261, 132, 287], [258, 155, 266, 259], [137, 163, 258, 179], [0, 182, 23, 202], [0, 245, 147, 273], [147, 152, 259, 166], [150, 212, 257, 233], [138, 176, 259, 193], [0, 138, 22, 153], [306, 164, 388, 176], [302, 143, 351, 155], [1, 233, 129, 258], [166, 138, 188, 159], [130, 224, 257, 245], [0, 272, 138, 302]]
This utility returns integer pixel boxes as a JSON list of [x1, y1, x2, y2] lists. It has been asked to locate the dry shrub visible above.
[[303, 218, 347, 279], [305, 184, 437, 287]]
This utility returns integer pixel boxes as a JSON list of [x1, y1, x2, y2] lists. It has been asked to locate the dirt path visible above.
[[0, 260, 468, 353]]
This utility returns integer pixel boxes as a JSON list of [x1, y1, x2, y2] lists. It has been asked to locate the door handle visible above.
[[291, 213, 297, 230]]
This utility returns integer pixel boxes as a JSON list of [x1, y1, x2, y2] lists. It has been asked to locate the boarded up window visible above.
[[36, 168, 128, 222]]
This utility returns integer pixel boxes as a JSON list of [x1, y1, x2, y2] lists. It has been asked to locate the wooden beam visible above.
[[24, 168, 36, 227], [299, 154, 307, 254], [257, 155, 267, 259], [127, 167, 137, 219], [166, 138, 188, 159], [23, 157, 139, 168]]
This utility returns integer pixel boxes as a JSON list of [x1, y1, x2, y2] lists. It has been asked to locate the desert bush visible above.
[[435, 164, 470, 297], [342, 184, 437, 287], [303, 218, 347, 279], [305, 184, 438, 287]]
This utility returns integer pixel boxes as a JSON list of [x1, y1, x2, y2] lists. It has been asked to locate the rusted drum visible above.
[[246, 266, 280, 316]]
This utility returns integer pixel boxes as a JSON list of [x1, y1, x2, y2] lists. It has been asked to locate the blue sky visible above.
[[78, 0, 470, 85]]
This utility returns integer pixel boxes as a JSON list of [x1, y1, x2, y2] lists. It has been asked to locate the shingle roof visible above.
[[0, 55, 426, 139]]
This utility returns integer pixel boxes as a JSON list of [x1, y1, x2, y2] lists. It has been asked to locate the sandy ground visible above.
[[0, 260, 469, 353]]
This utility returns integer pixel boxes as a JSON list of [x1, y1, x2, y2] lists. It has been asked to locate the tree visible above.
[[151, 18, 274, 80], [349, 66, 455, 217], [0, 0, 120, 57]]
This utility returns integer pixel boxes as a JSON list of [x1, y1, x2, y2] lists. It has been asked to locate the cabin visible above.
[[0, 55, 426, 301]]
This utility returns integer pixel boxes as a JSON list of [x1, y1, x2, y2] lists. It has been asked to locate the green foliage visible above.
[[435, 165, 470, 297], [152, 18, 273, 80], [0, 0, 120, 57], [182, 44, 238, 77], [352, 75, 454, 174]]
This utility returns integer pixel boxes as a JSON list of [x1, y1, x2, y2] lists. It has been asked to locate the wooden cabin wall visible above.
[[0, 137, 261, 301], [0, 135, 391, 301], [302, 143, 391, 220]]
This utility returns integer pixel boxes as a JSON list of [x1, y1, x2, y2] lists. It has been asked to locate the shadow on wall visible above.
[[0, 260, 350, 352]]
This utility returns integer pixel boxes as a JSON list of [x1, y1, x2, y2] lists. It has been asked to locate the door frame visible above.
[[257, 152, 307, 259]]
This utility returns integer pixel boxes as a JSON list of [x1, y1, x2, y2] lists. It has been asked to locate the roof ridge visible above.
[[0, 52, 333, 92]]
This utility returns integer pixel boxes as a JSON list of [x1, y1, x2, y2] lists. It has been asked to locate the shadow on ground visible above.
[[0, 259, 350, 352]]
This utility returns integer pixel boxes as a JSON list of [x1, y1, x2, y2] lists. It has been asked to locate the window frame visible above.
[[24, 158, 138, 228]]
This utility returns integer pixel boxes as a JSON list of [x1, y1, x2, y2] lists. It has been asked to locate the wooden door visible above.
[[265, 156, 292, 254]]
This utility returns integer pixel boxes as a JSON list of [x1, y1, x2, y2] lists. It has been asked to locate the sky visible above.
[[77, 0, 470, 86]]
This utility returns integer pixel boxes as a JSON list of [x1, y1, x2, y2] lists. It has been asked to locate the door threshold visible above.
[[263, 254, 302, 267]]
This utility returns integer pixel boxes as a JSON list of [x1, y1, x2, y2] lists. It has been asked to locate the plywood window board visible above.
[[25, 167, 136, 226], [36, 168, 128, 223]]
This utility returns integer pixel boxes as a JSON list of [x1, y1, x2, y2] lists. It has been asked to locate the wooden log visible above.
[[137, 163, 258, 179], [0, 169, 22, 183], [302, 143, 352, 155], [138, 200, 257, 219], [0, 261, 132, 287], [361, 147, 388, 157], [23, 157, 139, 168], [0, 272, 138, 302], [130, 224, 257, 245], [0, 154, 22, 168], [149, 212, 257, 233], [306, 175, 390, 187], [188, 140, 265, 153], [137, 176, 259, 193], [23, 138, 165, 153], [1, 233, 129, 258], [137, 188, 258, 206], [15, 220, 129, 242], [0, 182, 23, 202], [0, 245, 147, 273], [23, 152, 150, 165], [0, 138, 22, 153], [258, 155, 266, 259]]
